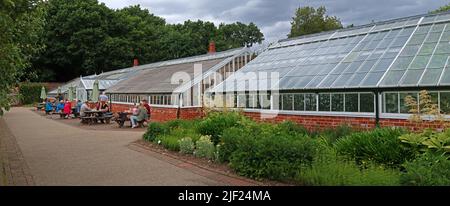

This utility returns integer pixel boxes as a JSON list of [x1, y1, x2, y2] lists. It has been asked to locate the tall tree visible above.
[[0, 0, 45, 115], [215, 22, 264, 49], [431, 3, 450, 13], [288, 6, 342, 38]]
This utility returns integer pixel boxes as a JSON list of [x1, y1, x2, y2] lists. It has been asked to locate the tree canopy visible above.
[[431, 3, 450, 13], [29, 0, 264, 82], [288, 6, 343, 38], [0, 0, 45, 115]]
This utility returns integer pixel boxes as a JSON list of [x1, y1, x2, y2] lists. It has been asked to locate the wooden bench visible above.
[[97, 115, 113, 124], [80, 116, 97, 125]]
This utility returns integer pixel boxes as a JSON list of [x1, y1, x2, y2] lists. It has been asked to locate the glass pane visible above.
[[331, 93, 344, 112], [345, 61, 364, 73], [428, 54, 449, 69], [332, 73, 353, 87], [391, 56, 414, 70], [401, 69, 425, 85], [434, 42, 450, 54], [440, 92, 450, 114], [380, 70, 406, 86], [420, 69, 443, 85], [441, 68, 450, 85], [372, 58, 394, 72], [361, 72, 384, 86], [400, 92, 418, 113], [384, 93, 398, 113], [409, 56, 430, 69], [282, 94, 293, 110], [345, 93, 358, 112], [424, 32, 441, 43], [319, 75, 339, 87], [305, 94, 317, 111], [418, 43, 437, 55], [360, 93, 374, 113], [346, 73, 367, 87], [408, 33, 426, 45], [293, 94, 304, 111], [319, 93, 330, 111], [400, 45, 421, 56], [358, 60, 377, 72]]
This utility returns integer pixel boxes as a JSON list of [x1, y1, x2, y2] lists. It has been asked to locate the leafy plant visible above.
[[194, 136, 215, 160], [179, 137, 195, 154], [18, 83, 45, 105], [229, 132, 320, 180], [400, 129, 450, 155], [334, 128, 414, 168], [196, 111, 246, 145], [400, 152, 450, 186], [298, 149, 400, 186], [144, 122, 169, 142], [320, 124, 354, 144], [157, 135, 180, 151]]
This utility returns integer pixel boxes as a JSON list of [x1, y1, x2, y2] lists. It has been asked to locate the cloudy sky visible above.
[[99, 0, 449, 42]]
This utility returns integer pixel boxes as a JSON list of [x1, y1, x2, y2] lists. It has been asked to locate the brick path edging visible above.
[[0, 118, 35, 186], [128, 141, 266, 186]]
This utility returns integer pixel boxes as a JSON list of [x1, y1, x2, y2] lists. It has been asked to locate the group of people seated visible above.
[[44, 98, 82, 118], [42, 92, 152, 128], [130, 99, 151, 128]]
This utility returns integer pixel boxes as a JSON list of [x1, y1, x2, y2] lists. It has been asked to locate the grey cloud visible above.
[[100, 0, 449, 42]]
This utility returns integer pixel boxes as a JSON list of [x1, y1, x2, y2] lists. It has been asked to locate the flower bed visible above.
[[143, 111, 450, 186]]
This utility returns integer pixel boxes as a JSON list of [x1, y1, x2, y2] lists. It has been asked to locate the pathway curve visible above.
[[1, 107, 242, 186]]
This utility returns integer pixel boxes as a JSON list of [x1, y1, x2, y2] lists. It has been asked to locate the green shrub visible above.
[[167, 119, 197, 130], [297, 148, 400, 186], [194, 136, 215, 160], [218, 127, 248, 163], [400, 152, 450, 186], [19, 82, 45, 105], [321, 124, 354, 144], [197, 111, 245, 145], [276, 121, 309, 136], [179, 137, 195, 154], [399, 129, 450, 155], [334, 128, 413, 168], [144, 122, 169, 142], [157, 135, 180, 151], [229, 132, 320, 180]]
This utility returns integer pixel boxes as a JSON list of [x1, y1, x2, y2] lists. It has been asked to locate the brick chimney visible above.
[[208, 41, 216, 54], [133, 58, 139, 67]]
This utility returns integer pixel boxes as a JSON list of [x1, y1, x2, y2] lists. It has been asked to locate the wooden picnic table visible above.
[[81, 110, 113, 125], [115, 111, 133, 128]]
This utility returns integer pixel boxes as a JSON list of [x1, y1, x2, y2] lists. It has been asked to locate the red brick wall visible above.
[[244, 112, 447, 132], [379, 119, 446, 131], [111, 103, 204, 122], [111, 103, 446, 131], [244, 112, 376, 131]]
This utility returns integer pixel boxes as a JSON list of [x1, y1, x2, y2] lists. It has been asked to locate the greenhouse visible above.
[[106, 47, 255, 121], [210, 11, 450, 129]]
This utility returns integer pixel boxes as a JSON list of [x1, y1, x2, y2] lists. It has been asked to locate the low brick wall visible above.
[[244, 112, 376, 131], [111, 103, 446, 131], [111, 103, 204, 122]]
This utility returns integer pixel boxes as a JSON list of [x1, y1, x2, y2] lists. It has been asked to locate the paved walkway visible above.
[[0, 107, 248, 186]]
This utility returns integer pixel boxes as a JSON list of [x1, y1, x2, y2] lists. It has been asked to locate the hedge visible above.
[[19, 82, 46, 105]]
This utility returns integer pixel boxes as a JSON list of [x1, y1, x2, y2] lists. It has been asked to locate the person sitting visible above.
[[45, 99, 53, 115], [63, 99, 72, 119], [75, 99, 82, 117], [142, 99, 151, 120], [55, 100, 65, 113], [96, 101, 111, 123], [130, 103, 148, 128], [80, 100, 91, 117]]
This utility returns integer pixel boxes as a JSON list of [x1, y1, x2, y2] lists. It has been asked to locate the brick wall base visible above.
[[244, 112, 447, 132], [111, 103, 446, 131], [111, 103, 204, 122]]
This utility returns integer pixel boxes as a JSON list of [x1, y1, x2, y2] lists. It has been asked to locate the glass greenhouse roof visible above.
[[213, 12, 450, 93]]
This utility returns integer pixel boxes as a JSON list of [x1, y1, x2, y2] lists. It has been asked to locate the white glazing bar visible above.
[[438, 57, 450, 85], [318, 25, 376, 88], [417, 23, 447, 85], [376, 17, 424, 87], [397, 19, 432, 86]]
